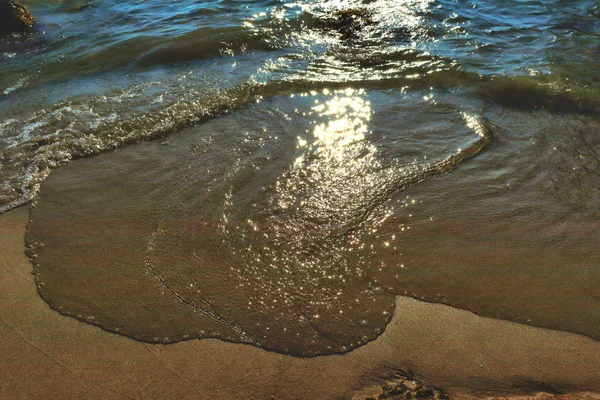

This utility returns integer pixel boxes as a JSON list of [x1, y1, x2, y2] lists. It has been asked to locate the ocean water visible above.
[[2, 0, 599, 356]]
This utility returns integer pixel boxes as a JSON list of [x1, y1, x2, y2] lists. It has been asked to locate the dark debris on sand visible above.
[[352, 374, 454, 400], [350, 373, 600, 400]]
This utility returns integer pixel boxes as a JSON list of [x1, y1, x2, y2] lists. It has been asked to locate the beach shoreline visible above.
[[1, 205, 599, 400]]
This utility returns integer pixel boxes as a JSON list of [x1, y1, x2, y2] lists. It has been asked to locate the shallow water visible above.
[[3, 0, 599, 356]]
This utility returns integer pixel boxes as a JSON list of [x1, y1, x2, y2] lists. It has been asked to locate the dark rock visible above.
[[336, 8, 374, 25], [0, 0, 35, 35], [317, 8, 376, 40]]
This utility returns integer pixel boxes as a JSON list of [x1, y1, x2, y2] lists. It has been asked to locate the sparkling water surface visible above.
[[2, 0, 599, 356]]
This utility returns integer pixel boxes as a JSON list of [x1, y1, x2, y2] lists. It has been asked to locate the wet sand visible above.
[[1, 206, 600, 400]]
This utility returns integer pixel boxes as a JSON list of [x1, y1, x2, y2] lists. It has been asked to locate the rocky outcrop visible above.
[[317, 8, 376, 40], [0, 0, 35, 35]]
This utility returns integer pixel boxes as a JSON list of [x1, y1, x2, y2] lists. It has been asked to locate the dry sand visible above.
[[1, 206, 599, 400]]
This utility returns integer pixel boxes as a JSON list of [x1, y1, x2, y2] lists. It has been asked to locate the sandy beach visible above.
[[2, 0, 600, 398], [1, 205, 599, 399]]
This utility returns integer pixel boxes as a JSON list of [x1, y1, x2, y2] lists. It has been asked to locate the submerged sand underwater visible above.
[[3, 206, 600, 399], [24, 90, 600, 357]]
